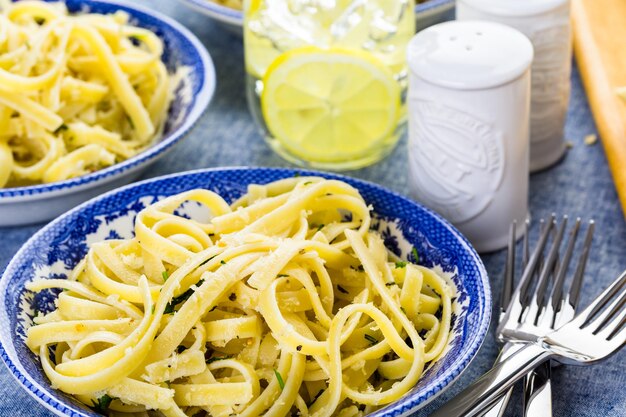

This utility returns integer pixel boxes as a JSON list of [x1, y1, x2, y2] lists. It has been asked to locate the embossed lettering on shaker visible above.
[[409, 101, 504, 223]]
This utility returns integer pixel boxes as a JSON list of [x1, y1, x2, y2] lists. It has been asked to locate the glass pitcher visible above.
[[244, 0, 415, 170]]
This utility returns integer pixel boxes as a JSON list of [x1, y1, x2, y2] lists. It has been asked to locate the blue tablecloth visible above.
[[1, 1, 625, 416]]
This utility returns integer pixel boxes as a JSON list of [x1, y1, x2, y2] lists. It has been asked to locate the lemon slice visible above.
[[261, 47, 401, 163]]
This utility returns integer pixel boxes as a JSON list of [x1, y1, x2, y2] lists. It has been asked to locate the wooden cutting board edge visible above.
[[572, 0, 626, 217]]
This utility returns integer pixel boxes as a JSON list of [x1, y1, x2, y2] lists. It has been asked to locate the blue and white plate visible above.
[[178, 0, 456, 35], [0, 167, 491, 417], [0, 0, 216, 226]]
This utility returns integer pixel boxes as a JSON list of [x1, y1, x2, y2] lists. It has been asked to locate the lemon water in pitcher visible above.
[[244, 0, 415, 170]]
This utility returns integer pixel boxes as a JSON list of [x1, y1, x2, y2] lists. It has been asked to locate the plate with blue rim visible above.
[[0, 0, 216, 226], [0, 167, 491, 417], [177, 0, 456, 35]]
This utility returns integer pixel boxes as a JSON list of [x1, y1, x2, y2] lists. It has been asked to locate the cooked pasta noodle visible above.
[[0, 0, 174, 188], [26, 177, 454, 417]]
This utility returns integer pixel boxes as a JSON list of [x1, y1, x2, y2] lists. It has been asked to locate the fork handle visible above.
[[479, 343, 523, 417], [523, 362, 553, 417], [430, 344, 553, 417], [479, 387, 513, 417], [481, 363, 553, 417]]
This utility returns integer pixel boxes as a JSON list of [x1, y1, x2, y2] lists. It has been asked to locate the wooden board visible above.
[[572, 0, 626, 217]]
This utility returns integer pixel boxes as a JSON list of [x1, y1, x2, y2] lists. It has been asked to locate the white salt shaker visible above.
[[457, 0, 572, 172], [407, 20, 533, 253]]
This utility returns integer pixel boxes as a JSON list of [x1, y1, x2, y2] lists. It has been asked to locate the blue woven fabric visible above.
[[0, 1, 624, 416]]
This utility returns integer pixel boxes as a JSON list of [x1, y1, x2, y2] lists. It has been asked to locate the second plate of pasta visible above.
[[0, 0, 215, 226], [0, 167, 491, 417]]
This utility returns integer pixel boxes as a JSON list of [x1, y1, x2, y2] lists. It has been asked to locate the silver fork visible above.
[[483, 216, 594, 417], [480, 221, 529, 417], [522, 217, 593, 417], [430, 267, 626, 416], [483, 216, 593, 417], [498, 216, 595, 344]]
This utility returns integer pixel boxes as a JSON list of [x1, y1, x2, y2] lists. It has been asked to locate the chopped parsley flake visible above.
[[274, 369, 285, 390], [364, 334, 378, 345], [200, 255, 217, 266], [164, 279, 204, 314], [411, 248, 419, 263], [349, 265, 365, 272], [91, 394, 113, 413], [162, 271, 169, 282], [395, 261, 407, 269]]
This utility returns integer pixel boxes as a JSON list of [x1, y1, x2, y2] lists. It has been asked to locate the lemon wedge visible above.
[[261, 47, 401, 163]]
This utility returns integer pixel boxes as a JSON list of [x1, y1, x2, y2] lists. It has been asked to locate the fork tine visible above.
[[605, 300, 626, 340], [550, 218, 581, 312], [501, 222, 516, 315], [550, 216, 560, 275], [519, 215, 556, 304], [608, 312, 626, 341], [568, 220, 595, 308], [529, 218, 549, 303], [533, 217, 568, 315], [522, 219, 530, 268], [497, 216, 556, 334], [574, 270, 626, 328], [592, 289, 626, 336]]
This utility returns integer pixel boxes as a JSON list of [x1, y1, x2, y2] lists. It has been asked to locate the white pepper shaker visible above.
[[457, 0, 572, 172], [407, 20, 533, 253]]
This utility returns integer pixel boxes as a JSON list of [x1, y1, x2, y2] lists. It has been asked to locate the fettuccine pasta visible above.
[[0, 0, 174, 188], [26, 177, 453, 417]]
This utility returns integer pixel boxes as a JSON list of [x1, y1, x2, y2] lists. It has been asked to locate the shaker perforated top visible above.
[[407, 20, 534, 90]]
